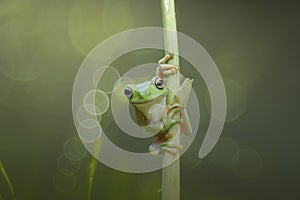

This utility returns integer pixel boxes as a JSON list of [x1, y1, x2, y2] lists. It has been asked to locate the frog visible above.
[[124, 54, 193, 155]]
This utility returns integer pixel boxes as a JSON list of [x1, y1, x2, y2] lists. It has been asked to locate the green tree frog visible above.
[[124, 54, 193, 155]]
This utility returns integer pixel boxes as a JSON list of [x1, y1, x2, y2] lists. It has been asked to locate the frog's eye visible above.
[[155, 77, 165, 89], [124, 87, 133, 99]]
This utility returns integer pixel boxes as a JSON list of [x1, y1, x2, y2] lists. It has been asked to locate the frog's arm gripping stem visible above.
[[158, 53, 174, 64], [157, 53, 179, 78]]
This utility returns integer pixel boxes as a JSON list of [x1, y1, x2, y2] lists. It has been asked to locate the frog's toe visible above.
[[171, 118, 181, 125], [161, 147, 178, 156], [162, 142, 183, 150], [168, 107, 181, 118], [149, 140, 183, 156], [159, 142, 183, 156], [148, 142, 162, 155]]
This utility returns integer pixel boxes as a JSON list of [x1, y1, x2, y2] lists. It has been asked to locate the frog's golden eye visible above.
[[124, 87, 133, 99], [155, 77, 165, 90]]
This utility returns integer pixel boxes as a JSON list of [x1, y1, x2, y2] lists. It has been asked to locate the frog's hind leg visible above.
[[160, 105, 184, 156], [163, 104, 181, 133]]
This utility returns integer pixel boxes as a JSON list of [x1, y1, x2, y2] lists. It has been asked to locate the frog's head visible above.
[[124, 76, 167, 104]]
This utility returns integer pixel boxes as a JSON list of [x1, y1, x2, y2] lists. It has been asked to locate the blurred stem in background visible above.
[[0, 161, 16, 200], [88, 158, 97, 200], [161, 0, 181, 200], [88, 138, 103, 200]]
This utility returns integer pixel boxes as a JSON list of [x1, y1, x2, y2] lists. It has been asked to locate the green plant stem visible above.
[[88, 138, 102, 200], [161, 0, 180, 200], [0, 161, 16, 200], [88, 158, 97, 200]]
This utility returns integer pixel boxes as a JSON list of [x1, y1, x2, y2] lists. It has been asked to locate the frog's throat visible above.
[[130, 94, 166, 105]]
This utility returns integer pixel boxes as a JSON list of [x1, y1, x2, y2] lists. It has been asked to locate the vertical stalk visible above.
[[161, 0, 180, 200]]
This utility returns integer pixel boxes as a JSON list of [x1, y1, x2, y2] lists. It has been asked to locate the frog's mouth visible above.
[[130, 94, 166, 105]]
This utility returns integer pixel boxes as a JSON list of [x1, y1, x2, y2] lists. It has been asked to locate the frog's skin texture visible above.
[[124, 54, 193, 155]]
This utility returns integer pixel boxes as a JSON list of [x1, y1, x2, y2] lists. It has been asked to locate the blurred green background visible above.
[[0, 0, 299, 199]]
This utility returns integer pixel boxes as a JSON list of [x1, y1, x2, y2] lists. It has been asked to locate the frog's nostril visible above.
[[140, 91, 150, 97]]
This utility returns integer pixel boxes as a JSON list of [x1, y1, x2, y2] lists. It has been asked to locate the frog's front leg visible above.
[[158, 53, 174, 64], [157, 54, 180, 78]]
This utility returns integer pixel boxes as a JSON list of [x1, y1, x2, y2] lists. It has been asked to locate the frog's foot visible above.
[[148, 133, 172, 155], [163, 142, 183, 149], [161, 147, 177, 156], [149, 139, 183, 156], [158, 64, 179, 78], [157, 53, 179, 78], [166, 104, 181, 117], [161, 142, 183, 156], [148, 141, 163, 155], [149, 144, 182, 156]]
